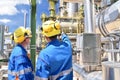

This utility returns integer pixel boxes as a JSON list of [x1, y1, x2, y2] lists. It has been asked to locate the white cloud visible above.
[[0, 0, 30, 5], [14, 0, 30, 5], [0, 19, 11, 23], [0, 6, 19, 15], [0, 0, 30, 15]]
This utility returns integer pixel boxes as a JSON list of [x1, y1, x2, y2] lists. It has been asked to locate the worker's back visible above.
[[36, 34, 73, 80]]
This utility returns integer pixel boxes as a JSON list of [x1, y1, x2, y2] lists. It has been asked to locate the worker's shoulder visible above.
[[39, 47, 54, 56], [11, 46, 23, 56], [40, 48, 50, 53], [13, 46, 22, 52]]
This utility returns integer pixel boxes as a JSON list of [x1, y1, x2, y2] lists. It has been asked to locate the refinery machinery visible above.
[[0, 25, 13, 80], [0, 0, 120, 80], [40, 0, 120, 80], [0, 25, 13, 60]]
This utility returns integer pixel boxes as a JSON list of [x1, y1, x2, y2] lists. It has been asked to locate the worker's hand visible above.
[[61, 31, 67, 36], [27, 53, 31, 59], [57, 31, 67, 40], [57, 34, 62, 40], [61, 31, 64, 34]]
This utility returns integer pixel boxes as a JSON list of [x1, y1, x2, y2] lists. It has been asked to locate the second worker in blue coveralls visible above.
[[36, 20, 73, 80], [8, 27, 34, 80]]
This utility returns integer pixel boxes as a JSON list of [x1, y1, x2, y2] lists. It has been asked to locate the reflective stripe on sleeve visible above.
[[35, 76, 48, 80], [49, 67, 73, 80], [8, 67, 32, 76]]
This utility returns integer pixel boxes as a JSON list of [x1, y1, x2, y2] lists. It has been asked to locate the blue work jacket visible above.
[[36, 34, 73, 80], [8, 44, 34, 80]]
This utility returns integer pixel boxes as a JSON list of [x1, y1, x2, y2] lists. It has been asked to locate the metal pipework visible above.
[[48, 0, 58, 19], [41, 13, 47, 23], [96, 0, 120, 24], [60, 21, 83, 33], [30, 0, 36, 71], [21, 10, 27, 28], [109, 38, 115, 62], [67, 3, 78, 17], [59, 0, 64, 17], [96, 0, 120, 36], [84, 0, 95, 33], [102, 61, 120, 80], [60, 22, 78, 28], [0, 25, 4, 55]]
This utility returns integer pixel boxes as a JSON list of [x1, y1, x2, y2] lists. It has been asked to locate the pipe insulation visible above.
[[96, 0, 120, 26], [96, 0, 120, 36]]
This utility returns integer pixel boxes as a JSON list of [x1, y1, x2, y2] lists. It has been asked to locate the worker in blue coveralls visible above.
[[35, 20, 73, 80], [8, 27, 34, 80]]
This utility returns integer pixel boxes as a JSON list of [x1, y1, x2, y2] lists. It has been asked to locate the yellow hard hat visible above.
[[41, 20, 61, 37], [11, 27, 32, 43]]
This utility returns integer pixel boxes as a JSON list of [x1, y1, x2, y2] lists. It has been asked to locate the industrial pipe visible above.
[[84, 0, 95, 33], [60, 22, 78, 28], [97, 0, 120, 24], [30, 0, 36, 71], [48, 0, 58, 19], [96, 0, 120, 36]]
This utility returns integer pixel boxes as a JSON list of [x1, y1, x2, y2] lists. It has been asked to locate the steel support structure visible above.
[[30, 0, 36, 71]]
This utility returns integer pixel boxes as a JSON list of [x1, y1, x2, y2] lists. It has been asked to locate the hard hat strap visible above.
[[40, 27, 43, 31], [12, 34, 14, 40], [54, 23, 57, 30]]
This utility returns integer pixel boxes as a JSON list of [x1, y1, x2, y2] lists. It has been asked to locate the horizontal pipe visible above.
[[73, 63, 87, 78], [60, 22, 78, 28], [96, 0, 120, 26]]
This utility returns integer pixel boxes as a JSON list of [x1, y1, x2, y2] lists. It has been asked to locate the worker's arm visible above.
[[61, 33, 72, 46], [14, 55, 34, 80], [35, 52, 50, 80]]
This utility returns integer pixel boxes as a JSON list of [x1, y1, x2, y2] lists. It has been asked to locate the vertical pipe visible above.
[[24, 12, 27, 28], [30, 0, 36, 71], [91, 0, 95, 33], [67, 3, 78, 17], [41, 13, 47, 23], [48, 0, 57, 19], [59, 0, 64, 17], [41, 13, 47, 49], [0, 25, 4, 55], [77, 20, 79, 33], [108, 38, 115, 62], [84, 0, 95, 33]]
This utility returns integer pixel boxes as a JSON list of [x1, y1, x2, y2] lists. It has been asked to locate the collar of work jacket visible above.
[[46, 39, 60, 47], [17, 44, 27, 55]]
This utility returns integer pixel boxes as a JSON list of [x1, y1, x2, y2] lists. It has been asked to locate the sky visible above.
[[0, 0, 59, 32]]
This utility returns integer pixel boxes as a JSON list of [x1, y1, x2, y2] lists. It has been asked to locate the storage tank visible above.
[[67, 3, 78, 17]]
